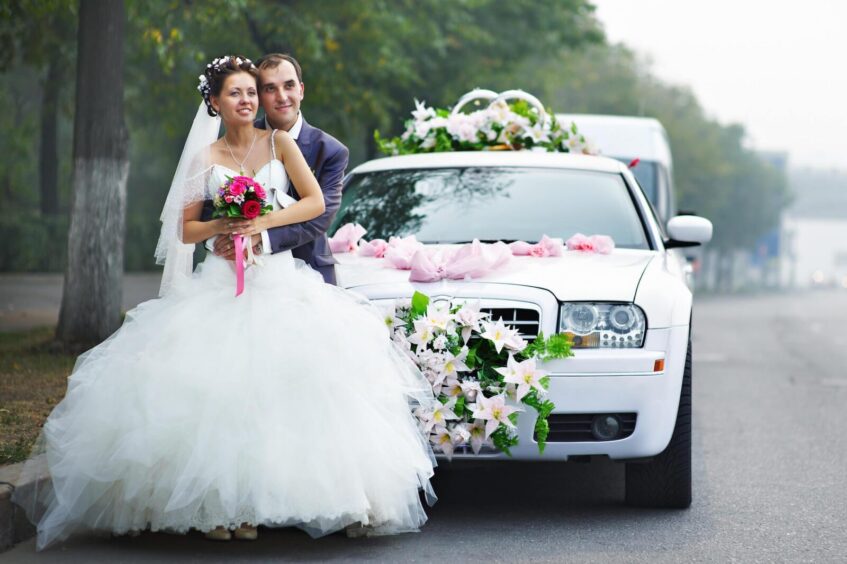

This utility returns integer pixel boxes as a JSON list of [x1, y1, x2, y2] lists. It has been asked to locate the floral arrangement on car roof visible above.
[[391, 291, 573, 458], [376, 89, 597, 156]]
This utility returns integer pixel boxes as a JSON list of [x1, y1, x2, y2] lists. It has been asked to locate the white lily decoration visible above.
[[431, 424, 470, 460], [480, 318, 520, 354], [408, 318, 436, 348], [455, 301, 486, 343], [378, 302, 397, 328], [459, 380, 482, 402], [412, 98, 436, 122], [496, 356, 548, 401], [422, 396, 459, 433], [465, 420, 492, 454], [425, 301, 454, 332], [471, 393, 522, 438], [443, 377, 463, 398], [442, 346, 471, 379]]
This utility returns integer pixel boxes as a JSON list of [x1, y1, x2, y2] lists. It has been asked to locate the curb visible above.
[[0, 461, 43, 552]]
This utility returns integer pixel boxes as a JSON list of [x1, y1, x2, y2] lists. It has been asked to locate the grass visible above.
[[0, 328, 76, 465]]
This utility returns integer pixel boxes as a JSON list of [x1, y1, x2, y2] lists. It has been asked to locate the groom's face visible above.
[[259, 61, 304, 132]]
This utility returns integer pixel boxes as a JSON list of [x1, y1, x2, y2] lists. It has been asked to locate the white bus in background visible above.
[[556, 114, 676, 222]]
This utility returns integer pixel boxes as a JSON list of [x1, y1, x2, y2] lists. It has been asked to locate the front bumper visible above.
[[448, 324, 691, 461]]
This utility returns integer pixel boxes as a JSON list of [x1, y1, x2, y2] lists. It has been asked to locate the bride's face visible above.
[[211, 72, 259, 125]]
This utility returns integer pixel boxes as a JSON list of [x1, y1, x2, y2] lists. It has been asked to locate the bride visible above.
[[23, 55, 436, 549]]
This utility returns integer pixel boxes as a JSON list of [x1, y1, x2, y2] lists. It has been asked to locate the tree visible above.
[[0, 0, 76, 216], [56, 0, 128, 348]]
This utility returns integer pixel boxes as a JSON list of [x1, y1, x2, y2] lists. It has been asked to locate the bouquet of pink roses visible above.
[[212, 175, 272, 220], [212, 175, 273, 297]]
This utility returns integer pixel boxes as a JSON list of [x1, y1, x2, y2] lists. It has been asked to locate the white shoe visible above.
[[205, 527, 232, 541], [234, 524, 258, 541], [345, 522, 374, 538]]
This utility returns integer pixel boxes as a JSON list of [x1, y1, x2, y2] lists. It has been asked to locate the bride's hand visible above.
[[217, 217, 254, 237], [234, 216, 267, 238]]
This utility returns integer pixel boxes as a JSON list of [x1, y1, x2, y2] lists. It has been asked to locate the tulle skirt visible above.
[[22, 252, 436, 549]]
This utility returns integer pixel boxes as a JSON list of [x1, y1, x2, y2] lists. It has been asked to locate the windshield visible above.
[[617, 158, 657, 205], [335, 167, 650, 249]]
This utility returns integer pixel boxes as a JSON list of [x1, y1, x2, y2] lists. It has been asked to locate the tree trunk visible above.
[[57, 0, 128, 348], [39, 59, 61, 216]]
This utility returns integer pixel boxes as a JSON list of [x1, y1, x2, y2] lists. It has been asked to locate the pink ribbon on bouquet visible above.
[[233, 234, 245, 296], [408, 240, 512, 282]]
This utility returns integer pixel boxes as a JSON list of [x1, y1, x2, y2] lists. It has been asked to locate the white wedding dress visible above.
[[28, 158, 436, 549]]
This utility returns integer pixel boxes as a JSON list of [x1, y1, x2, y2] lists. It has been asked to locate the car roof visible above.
[[350, 151, 629, 175]]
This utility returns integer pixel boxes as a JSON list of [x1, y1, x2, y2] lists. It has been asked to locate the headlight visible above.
[[559, 303, 646, 348]]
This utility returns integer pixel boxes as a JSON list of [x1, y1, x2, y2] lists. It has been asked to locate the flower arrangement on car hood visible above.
[[376, 89, 597, 156], [391, 291, 573, 458]]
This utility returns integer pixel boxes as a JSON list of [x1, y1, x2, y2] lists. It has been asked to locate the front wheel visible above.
[[625, 339, 692, 508]]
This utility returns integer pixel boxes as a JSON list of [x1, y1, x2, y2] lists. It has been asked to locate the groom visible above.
[[212, 53, 349, 285]]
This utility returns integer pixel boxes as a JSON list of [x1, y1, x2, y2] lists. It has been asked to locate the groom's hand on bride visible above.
[[214, 233, 263, 261]]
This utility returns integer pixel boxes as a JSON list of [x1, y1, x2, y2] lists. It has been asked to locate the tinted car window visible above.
[[336, 167, 650, 249]]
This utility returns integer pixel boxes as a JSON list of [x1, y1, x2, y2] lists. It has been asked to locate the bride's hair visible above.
[[197, 55, 259, 117]]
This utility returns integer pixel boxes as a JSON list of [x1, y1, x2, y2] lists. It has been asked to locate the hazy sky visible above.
[[592, 0, 847, 171]]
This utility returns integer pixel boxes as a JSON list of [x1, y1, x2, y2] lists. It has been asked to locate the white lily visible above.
[[425, 301, 454, 332], [443, 377, 463, 398], [423, 397, 459, 433], [412, 98, 436, 122], [378, 302, 397, 328], [471, 393, 522, 438], [465, 419, 492, 454], [496, 356, 548, 401], [431, 424, 469, 460], [524, 122, 550, 144], [480, 318, 520, 354], [442, 346, 471, 379], [408, 318, 436, 348], [455, 301, 486, 342], [505, 333, 528, 353]]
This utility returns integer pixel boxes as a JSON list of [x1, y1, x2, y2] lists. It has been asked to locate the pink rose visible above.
[[254, 184, 267, 200], [224, 194, 234, 203], [229, 182, 246, 196]]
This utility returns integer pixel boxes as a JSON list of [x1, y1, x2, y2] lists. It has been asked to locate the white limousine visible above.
[[332, 150, 712, 508]]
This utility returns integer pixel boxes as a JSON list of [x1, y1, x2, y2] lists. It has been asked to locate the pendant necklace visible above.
[[224, 130, 258, 175]]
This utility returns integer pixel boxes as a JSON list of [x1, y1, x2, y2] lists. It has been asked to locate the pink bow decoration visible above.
[[359, 238, 389, 258], [328, 223, 367, 254], [509, 235, 564, 257], [384, 235, 425, 269], [565, 233, 615, 254], [409, 240, 511, 282]]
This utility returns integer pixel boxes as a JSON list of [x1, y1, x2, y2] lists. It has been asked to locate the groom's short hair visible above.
[[256, 53, 303, 83]]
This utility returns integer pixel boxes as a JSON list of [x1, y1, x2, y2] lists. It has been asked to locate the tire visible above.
[[625, 338, 692, 508]]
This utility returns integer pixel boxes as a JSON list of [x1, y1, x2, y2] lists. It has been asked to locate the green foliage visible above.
[[410, 291, 430, 316], [521, 331, 573, 362]]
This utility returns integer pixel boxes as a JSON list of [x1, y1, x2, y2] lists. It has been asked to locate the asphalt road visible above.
[[3, 286, 847, 562]]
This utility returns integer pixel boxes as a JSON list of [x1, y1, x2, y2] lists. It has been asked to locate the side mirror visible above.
[[665, 215, 713, 248]]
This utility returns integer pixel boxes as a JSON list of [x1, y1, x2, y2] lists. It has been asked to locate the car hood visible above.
[[336, 247, 656, 302]]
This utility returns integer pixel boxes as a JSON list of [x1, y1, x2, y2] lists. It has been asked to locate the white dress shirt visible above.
[[259, 112, 304, 254]]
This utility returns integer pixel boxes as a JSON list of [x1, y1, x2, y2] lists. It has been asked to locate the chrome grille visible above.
[[480, 307, 540, 339]]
